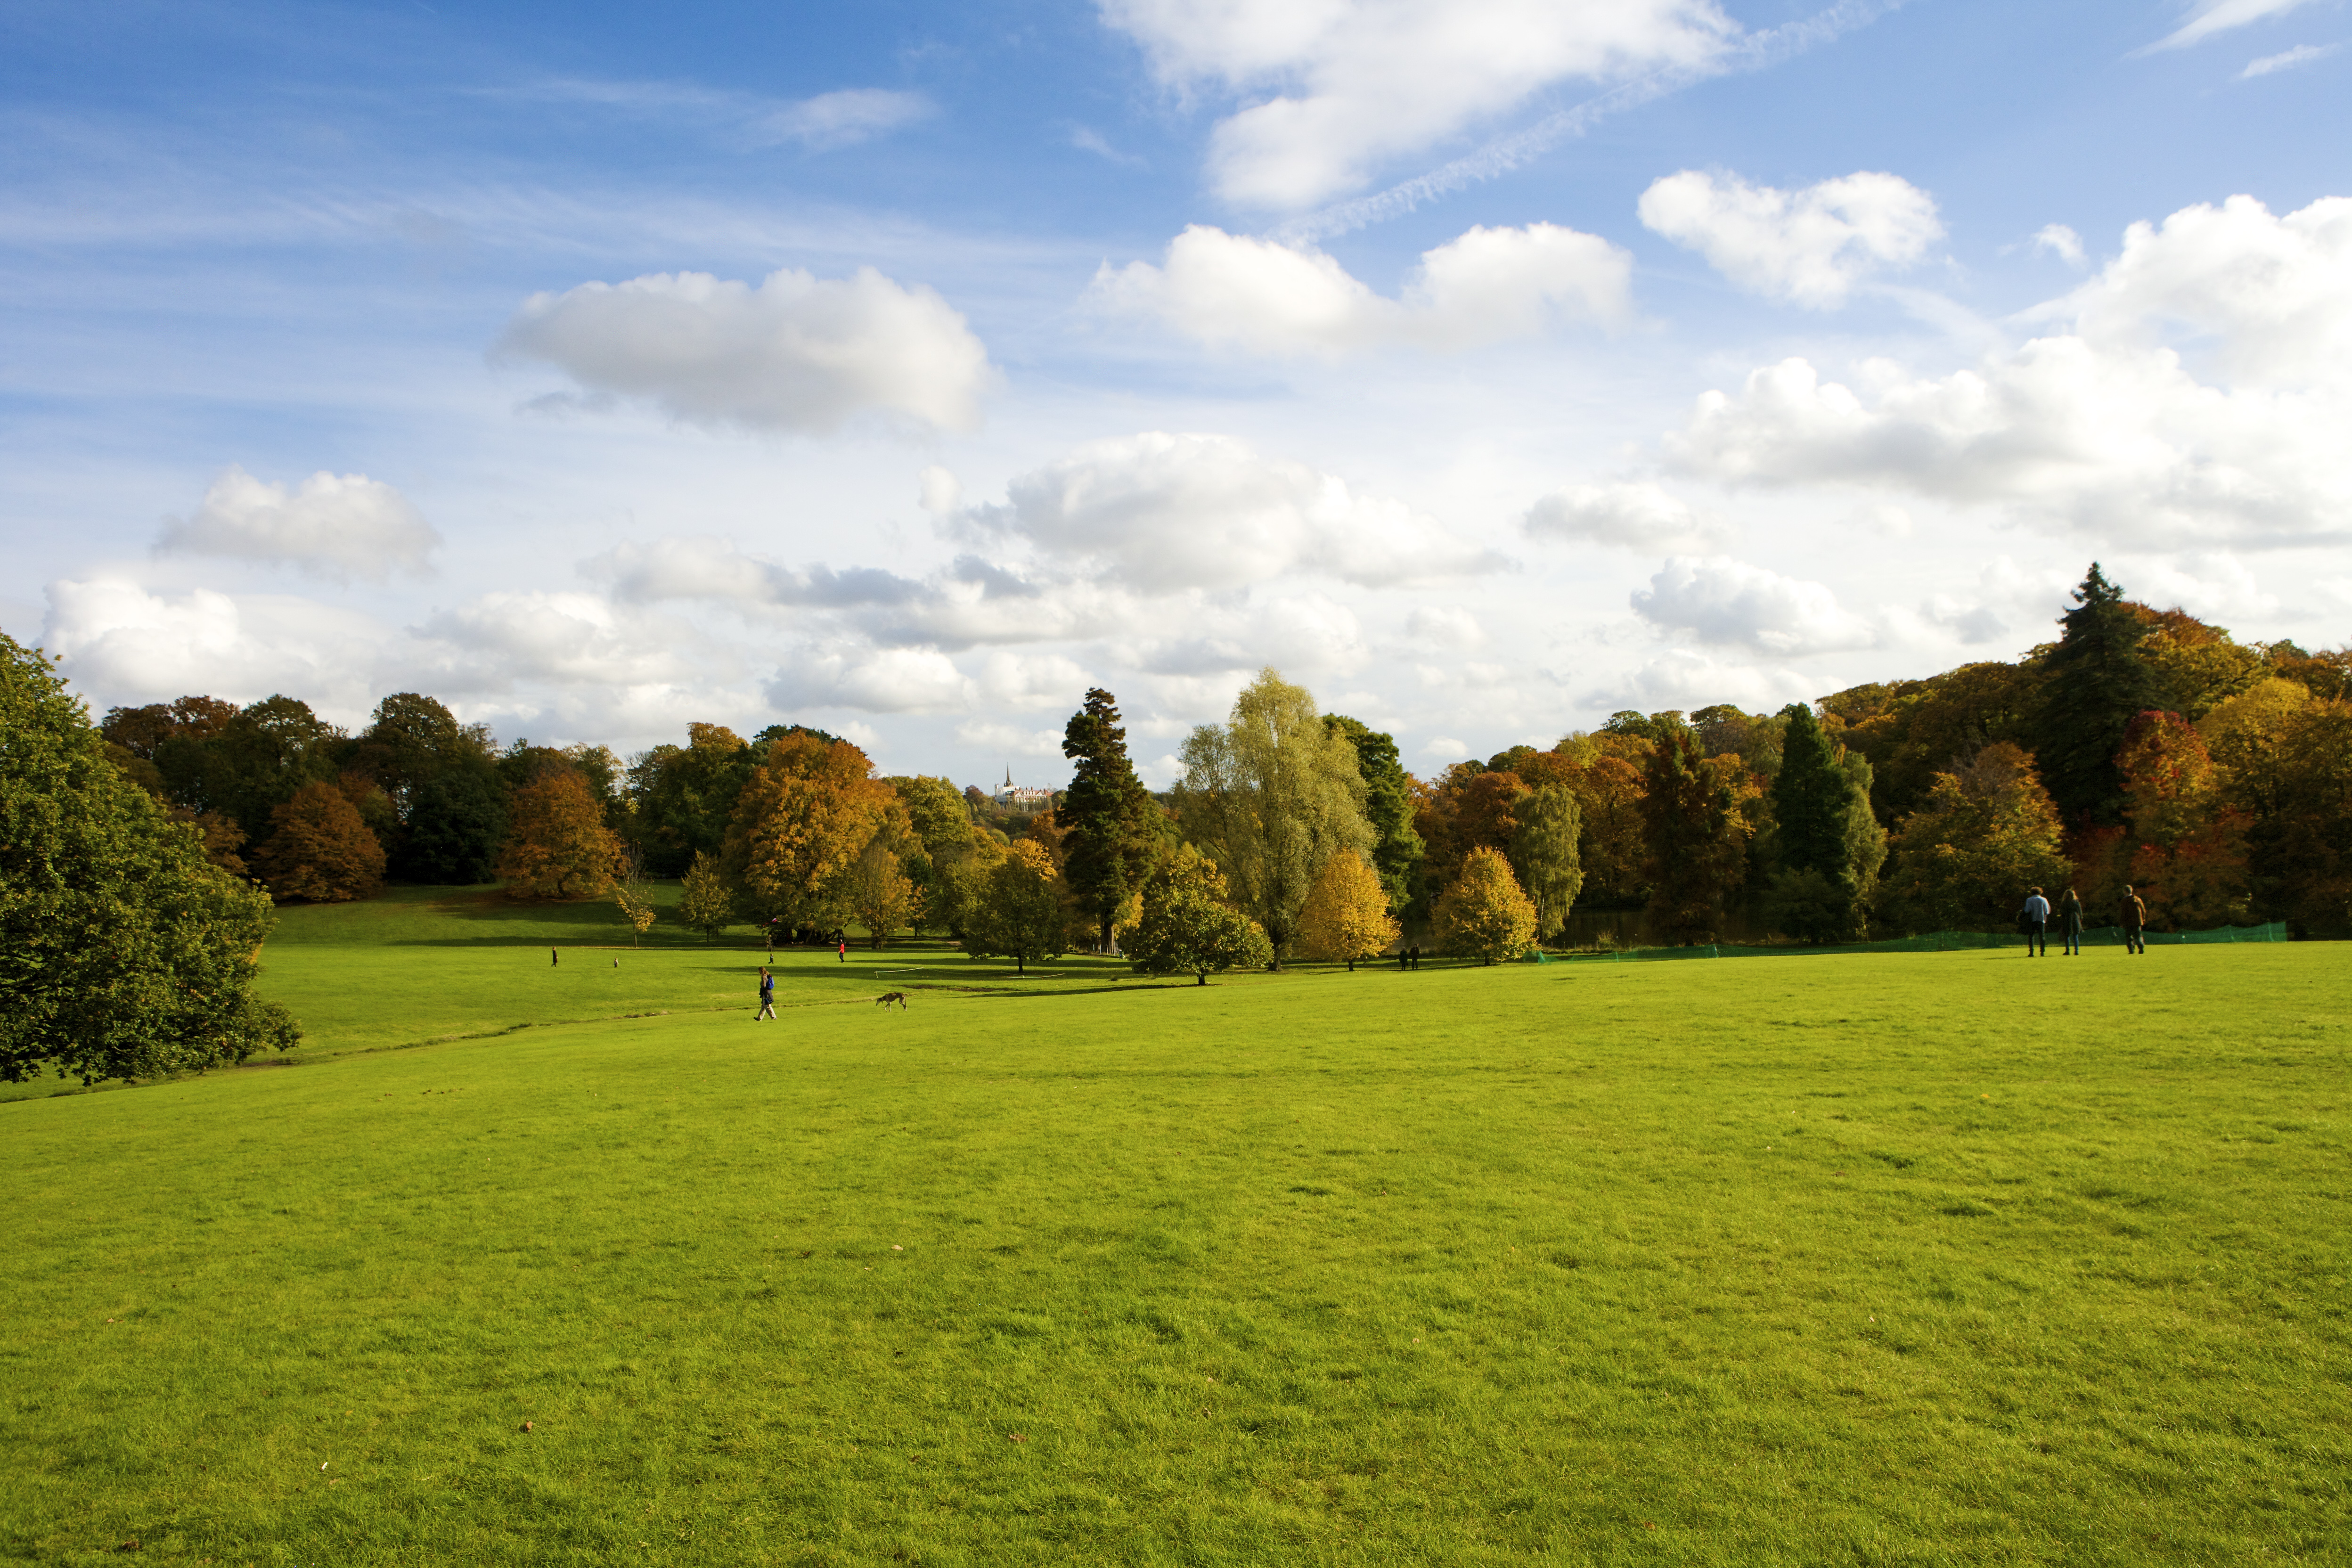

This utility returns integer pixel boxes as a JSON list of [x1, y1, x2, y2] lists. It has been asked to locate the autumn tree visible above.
[[612, 857, 658, 946], [847, 838, 919, 948], [1641, 724, 1747, 944], [722, 733, 893, 932], [3, 633, 300, 1084], [1060, 688, 1162, 953], [1124, 846, 1272, 985], [1432, 845, 1537, 964], [1879, 743, 2071, 933], [678, 850, 736, 942], [890, 773, 980, 931], [962, 839, 1065, 975], [1324, 715, 1424, 907], [1510, 784, 1583, 940], [1175, 669, 1374, 962], [1296, 849, 1399, 970], [2106, 710, 2251, 929], [499, 768, 626, 899], [253, 780, 387, 902]]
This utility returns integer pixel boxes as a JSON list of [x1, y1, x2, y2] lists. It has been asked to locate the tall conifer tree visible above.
[[1060, 688, 1160, 952], [2032, 563, 2167, 827]]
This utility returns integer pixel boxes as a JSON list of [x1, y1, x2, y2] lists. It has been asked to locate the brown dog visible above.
[[875, 992, 907, 1011]]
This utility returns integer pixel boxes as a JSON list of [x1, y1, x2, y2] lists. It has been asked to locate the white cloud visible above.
[[2032, 223, 2088, 267], [2238, 41, 2338, 76], [1094, 222, 1629, 356], [156, 466, 439, 582], [41, 578, 383, 709], [1423, 735, 1468, 758], [1097, 0, 1738, 207], [767, 645, 977, 714], [1638, 169, 1943, 308], [1665, 196, 2352, 549], [749, 89, 933, 149], [586, 537, 921, 609], [975, 651, 1093, 710], [955, 720, 1069, 760], [1523, 481, 1732, 554], [2143, 0, 2328, 52], [1406, 605, 1487, 649], [1603, 648, 1819, 713], [963, 431, 1510, 591], [413, 591, 706, 692], [1631, 556, 1877, 655], [497, 266, 992, 435], [1124, 592, 1368, 676]]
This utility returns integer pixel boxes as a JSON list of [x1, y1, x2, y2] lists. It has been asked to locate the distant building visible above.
[[992, 768, 1056, 812]]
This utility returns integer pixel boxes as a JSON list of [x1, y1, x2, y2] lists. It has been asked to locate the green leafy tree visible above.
[[1175, 668, 1375, 963], [1509, 784, 1583, 940], [1, 632, 299, 1084], [1124, 847, 1272, 985], [962, 839, 1065, 975], [2030, 564, 2168, 827], [1879, 743, 2073, 932], [399, 767, 507, 883], [1060, 688, 1161, 952], [626, 723, 760, 876], [1324, 715, 1424, 907], [1432, 845, 1538, 963], [1641, 724, 1747, 944], [678, 850, 736, 942]]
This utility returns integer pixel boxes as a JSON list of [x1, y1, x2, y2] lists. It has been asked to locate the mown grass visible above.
[[2, 925, 2347, 1566]]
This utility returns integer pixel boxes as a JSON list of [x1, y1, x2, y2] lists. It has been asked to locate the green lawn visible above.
[[2, 913, 2347, 1565]]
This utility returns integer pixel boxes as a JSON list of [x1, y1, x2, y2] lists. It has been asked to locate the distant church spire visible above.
[[1004, 766, 1013, 788]]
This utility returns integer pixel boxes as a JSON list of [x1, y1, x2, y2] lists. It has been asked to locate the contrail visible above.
[[1272, 0, 1912, 246]]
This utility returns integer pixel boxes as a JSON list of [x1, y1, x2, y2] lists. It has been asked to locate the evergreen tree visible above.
[[1641, 723, 1746, 945], [1767, 703, 1863, 941], [397, 767, 507, 883], [1060, 689, 1160, 952], [2031, 564, 2168, 827], [1324, 715, 1425, 907]]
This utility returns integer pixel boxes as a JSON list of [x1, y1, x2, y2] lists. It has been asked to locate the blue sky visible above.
[[5, 0, 2348, 783]]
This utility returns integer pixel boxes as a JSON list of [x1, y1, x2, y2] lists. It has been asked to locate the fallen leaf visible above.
[[1008, 1434, 1028, 1443]]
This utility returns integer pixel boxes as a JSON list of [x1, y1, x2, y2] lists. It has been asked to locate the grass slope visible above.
[[2, 929, 2348, 1566]]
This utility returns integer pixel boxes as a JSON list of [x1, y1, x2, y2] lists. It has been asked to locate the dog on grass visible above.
[[875, 992, 908, 1011]]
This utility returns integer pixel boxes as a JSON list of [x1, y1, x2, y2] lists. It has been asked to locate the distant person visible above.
[[2120, 885, 2148, 956], [837, 937, 848, 963], [2021, 886, 2050, 956], [2060, 887, 2085, 956], [756, 967, 776, 1021], [550, 948, 558, 967], [1408, 944, 1421, 971]]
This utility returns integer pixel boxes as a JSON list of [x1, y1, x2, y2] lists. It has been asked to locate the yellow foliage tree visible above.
[[847, 839, 918, 948], [723, 734, 893, 931], [964, 838, 1065, 975], [1432, 845, 1537, 964], [254, 779, 385, 903], [1296, 849, 1399, 970], [499, 769, 625, 900]]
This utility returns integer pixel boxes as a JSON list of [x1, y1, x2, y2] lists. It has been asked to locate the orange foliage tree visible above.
[[253, 780, 386, 902], [722, 733, 894, 931], [498, 768, 624, 899]]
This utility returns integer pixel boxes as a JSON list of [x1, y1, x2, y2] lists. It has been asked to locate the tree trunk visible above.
[[1196, 971, 1207, 985]]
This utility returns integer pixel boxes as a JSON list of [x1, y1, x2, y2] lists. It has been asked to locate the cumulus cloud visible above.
[[412, 591, 704, 692], [1094, 221, 1631, 355], [1523, 481, 1732, 554], [1639, 169, 1943, 308], [1123, 592, 1369, 677], [41, 578, 383, 708], [1665, 194, 2352, 549], [767, 645, 977, 714], [585, 537, 921, 608], [156, 466, 439, 581], [963, 431, 1509, 591], [2142, 0, 2328, 52], [2032, 223, 2088, 266], [1603, 648, 1820, 712], [975, 651, 1093, 710], [1097, 0, 1737, 207], [1406, 605, 1486, 649], [956, 720, 1070, 760], [497, 267, 991, 435], [1631, 556, 1877, 655]]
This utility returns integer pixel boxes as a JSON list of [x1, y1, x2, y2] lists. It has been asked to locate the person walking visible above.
[[2021, 886, 2050, 956], [550, 947, 558, 967], [2120, 885, 2148, 955], [755, 967, 776, 1021], [2060, 887, 2085, 956], [836, 936, 848, 963]]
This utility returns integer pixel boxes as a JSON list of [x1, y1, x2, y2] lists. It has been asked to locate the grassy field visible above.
[[1, 900, 2347, 1566]]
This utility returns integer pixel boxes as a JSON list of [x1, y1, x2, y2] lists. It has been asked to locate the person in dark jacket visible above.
[[2021, 886, 2050, 956], [2120, 886, 2148, 955], [2059, 887, 2085, 956], [755, 966, 776, 1021]]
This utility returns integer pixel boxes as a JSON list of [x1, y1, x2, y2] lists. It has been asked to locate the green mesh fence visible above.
[[1553, 921, 2288, 962]]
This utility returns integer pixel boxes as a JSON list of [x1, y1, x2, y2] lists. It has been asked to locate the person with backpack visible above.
[[2120, 886, 2148, 955], [755, 967, 776, 1021], [2020, 886, 2050, 956]]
